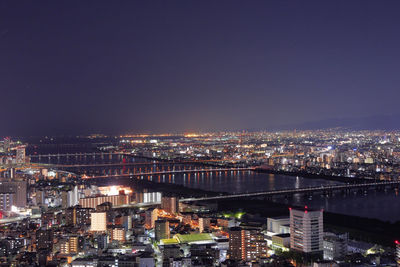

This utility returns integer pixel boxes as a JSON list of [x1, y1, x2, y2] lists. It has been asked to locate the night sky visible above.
[[2, 1, 400, 136]]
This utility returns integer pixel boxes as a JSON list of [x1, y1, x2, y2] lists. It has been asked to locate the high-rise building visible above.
[[0, 193, 14, 211], [90, 212, 107, 232], [15, 146, 26, 164], [228, 227, 268, 261], [290, 207, 323, 253], [161, 196, 179, 214], [61, 187, 78, 209], [66, 206, 92, 226], [199, 217, 211, 233], [69, 236, 79, 254], [0, 181, 27, 208], [36, 190, 45, 206], [395, 240, 400, 266], [243, 229, 268, 261], [228, 227, 244, 260], [151, 208, 159, 228], [155, 220, 170, 241], [67, 186, 79, 207], [136, 191, 162, 203]]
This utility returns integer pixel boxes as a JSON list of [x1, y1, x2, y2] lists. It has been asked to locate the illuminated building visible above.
[[228, 227, 244, 260], [155, 220, 170, 241], [161, 196, 178, 214], [69, 236, 79, 254], [271, 233, 290, 251], [243, 229, 268, 261], [199, 217, 211, 233], [66, 206, 92, 226], [144, 208, 159, 228], [90, 212, 107, 232], [290, 207, 323, 253], [60, 236, 79, 255], [396, 240, 400, 266], [0, 193, 14, 211], [15, 145, 26, 164], [136, 191, 162, 203], [267, 216, 290, 235], [228, 227, 268, 261], [79, 194, 129, 209], [60, 239, 69, 255], [110, 227, 126, 242], [0, 181, 27, 208]]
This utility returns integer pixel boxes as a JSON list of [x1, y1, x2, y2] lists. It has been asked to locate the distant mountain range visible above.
[[273, 114, 400, 131]]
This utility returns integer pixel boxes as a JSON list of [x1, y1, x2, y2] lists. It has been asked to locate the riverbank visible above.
[[136, 155, 378, 184], [216, 197, 400, 247], [87, 176, 400, 247], [87, 176, 225, 198], [254, 168, 374, 184]]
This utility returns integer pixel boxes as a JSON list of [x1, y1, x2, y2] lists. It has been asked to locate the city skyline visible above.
[[2, 1, 400, 135]]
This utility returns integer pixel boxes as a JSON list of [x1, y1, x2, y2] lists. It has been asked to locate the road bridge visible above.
[[179, 180, 400, 202], [82, 167, 255, 179]]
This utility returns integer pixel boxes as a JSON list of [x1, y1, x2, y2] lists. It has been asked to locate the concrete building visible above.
[[60, 236, 78, 255], [228, 226, 268, 261], [110, 227, 126, 242], [90, 212, 107, 232], [161, 196, 179, 214], [199, 217, 211, 233], [155, 220, 170, 241], [323, 232, 348, 261], [66, 206, 93, 226], [267, 216, 290, 235], [0, 180, 27, 208], [271, 233, 291, 251], [228, 227, 243, 260], [79, 194, 129, 209], [0, 193, 14, 211], [37, 229, 54, 250], [136, 192, 162, 203], [290, 207, 323, 253], [15, 146, 26, 164]]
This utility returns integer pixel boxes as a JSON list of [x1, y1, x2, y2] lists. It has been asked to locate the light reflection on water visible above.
[[33, 155, 400, 222]]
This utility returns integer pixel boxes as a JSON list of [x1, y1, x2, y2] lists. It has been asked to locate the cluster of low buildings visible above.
[[118, 130, 400, 181], [0, 174, 396, 266]]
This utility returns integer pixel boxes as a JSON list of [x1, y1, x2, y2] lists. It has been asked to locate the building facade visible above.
[[290, 207, 323, 253]]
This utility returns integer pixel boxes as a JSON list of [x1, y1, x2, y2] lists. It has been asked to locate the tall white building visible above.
[[290, 207, 323, 253], [67, 186, 79, 207]]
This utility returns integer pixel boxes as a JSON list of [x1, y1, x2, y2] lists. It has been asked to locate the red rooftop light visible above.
[[395, 240, 399, 245]]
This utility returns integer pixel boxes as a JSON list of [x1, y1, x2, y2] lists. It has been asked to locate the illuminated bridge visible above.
[[29, 152, 128, 158], [179, 180, 400, 202], [50, 159, 234, 168], [82, 167, 255, 179]]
